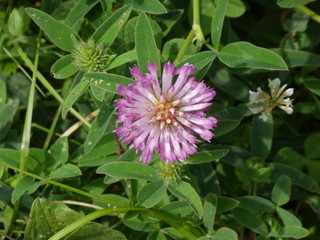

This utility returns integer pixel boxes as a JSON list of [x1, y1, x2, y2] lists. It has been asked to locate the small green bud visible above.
[[72, 37, 109, 72], [157, 161, 182, 185]]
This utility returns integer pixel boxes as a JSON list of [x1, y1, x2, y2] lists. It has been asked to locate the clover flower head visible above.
[[114, 62, 217, 164], [249, 78, 294, 121]]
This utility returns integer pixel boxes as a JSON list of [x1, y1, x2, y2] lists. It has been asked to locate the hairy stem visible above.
[[174, 29, 195, 64], [174, 0, 208, 63], [193, 0, 206, 50]]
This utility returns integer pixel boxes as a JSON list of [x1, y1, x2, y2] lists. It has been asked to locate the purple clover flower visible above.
[[114, 62, 217, 164]]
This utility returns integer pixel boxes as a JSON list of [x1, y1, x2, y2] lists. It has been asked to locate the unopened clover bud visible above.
[[268, 78, 281, 96], [279, 105, 293, 114], [72, 37, 110, 73], [283, 88, 294, 97], [158, 162, 182, 185]]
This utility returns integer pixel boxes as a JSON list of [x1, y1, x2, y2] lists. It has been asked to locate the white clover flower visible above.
[[248, 78, 294, 121]]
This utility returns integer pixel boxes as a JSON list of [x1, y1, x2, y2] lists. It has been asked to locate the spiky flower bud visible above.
[[72, 38, 109, 72], [158, 161, 182, 185]]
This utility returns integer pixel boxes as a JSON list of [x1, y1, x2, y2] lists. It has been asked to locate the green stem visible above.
[[205, 43, 218, 53], [174, 29, 195, 64], [7, 30, 41, 238], [193, 0, 206, 49], [19, 32, 41, 176], [252, 182, 257, 196], [48, 208, 134, 240], [49, 207, 199, 240], [31, 123, 81, 146], [0, 230, 25, 234], [240, 226, 244, 240], [6, 202, 20, 236], [1, 161, 201, 239], [146, 208, 203, 239], [0, 0, 13, 52], [0, 161, 124, 207], [3, 47, 46, 97], [4, 0, 13, 22], [43, 105, 62, 150], [295, 5, 320, 24], [174, 0, 208, 64], [193, 0, 201, 26]]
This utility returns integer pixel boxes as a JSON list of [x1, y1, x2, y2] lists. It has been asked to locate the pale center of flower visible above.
[[150, 98, 182, 127]]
